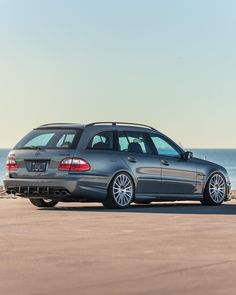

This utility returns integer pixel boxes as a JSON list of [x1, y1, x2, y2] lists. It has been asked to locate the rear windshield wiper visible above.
[[20, 146, 46, 151]]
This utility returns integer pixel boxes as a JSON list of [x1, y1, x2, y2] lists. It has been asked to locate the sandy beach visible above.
[[0, 185, 5, 196]]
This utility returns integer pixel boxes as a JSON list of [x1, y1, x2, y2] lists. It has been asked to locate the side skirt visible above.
[[135, 193, 203, 202]]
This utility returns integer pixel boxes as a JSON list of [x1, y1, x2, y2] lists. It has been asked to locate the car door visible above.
[[148, 133, 198, 195], [118, 131, 162, 195], [78, 130, 121, 193]]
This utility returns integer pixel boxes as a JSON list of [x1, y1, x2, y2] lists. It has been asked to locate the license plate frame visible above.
[[30, 161, 48, 172]]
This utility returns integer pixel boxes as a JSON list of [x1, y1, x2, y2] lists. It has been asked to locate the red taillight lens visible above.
[[6, 155, 18, 171], [69, 158, 91, 171], [58, 158, 90, 171], [58, 158, 72, 171]]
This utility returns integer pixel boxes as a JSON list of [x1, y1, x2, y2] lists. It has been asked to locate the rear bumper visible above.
[[3, 176, 108, 201]]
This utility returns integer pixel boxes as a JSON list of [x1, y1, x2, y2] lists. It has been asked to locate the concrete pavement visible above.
[[1, 198, 236, 295]]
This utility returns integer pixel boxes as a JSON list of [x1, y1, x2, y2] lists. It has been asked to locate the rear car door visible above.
[[149, 133, 197, 194], [77, 130, 124, 194], [118, 131, 162, 195]]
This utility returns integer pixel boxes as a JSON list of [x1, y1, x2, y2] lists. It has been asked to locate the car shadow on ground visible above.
[[39, 202, 236, 215]]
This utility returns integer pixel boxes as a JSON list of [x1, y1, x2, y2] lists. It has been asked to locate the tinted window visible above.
[[88, 131, 114, 150], [15, 129, 80, 149], [25, 133, 55, 147], [118, 131, 152, 154], [56, 133, 76, 148], [150, 134, 180, 157]]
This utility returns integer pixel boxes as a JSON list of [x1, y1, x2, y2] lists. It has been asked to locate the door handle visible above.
[[161, 160, 169, 166], [128, 156, 137, 163]]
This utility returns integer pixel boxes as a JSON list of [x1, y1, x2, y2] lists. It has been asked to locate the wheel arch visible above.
[[203, 170, 227, 195], [107, 169, 137, 200]]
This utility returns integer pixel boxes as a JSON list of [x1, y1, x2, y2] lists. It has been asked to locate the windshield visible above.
[[14, 128, 82, 150]]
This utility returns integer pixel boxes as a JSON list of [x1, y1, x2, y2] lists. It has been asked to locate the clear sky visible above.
[[0, 0, 235, 148]]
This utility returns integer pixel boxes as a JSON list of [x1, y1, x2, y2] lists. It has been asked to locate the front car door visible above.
[[148, 133, 198, 195]]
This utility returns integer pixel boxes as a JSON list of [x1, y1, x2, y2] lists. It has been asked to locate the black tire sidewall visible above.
[[29, 198, 58, 208]]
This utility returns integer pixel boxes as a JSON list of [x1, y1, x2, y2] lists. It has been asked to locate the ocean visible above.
[[0, 148, 236, 188]]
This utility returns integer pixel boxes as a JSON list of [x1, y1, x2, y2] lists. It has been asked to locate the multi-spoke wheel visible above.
[[201, 173, 226, 206], [29, 198, 58, 208], [102, 172, 134, 209]]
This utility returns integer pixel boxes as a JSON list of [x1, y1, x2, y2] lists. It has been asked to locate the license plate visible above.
[[30, 161, 47, 172]]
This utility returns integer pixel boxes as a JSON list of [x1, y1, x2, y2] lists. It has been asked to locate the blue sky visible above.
[[0, 0, 235, 148]]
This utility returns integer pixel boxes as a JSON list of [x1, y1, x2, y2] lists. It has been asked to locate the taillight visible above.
[[6, 155, 18, 171], [58, 158, 90, 171]]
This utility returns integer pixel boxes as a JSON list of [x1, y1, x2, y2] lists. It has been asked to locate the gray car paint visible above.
[[4, 123, 231, 202]]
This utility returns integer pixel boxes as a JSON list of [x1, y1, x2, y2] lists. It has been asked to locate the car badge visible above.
[[35, 150, 41, 156]]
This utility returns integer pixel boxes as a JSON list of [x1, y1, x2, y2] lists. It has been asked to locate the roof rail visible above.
[[39, 123, 76, 127], [86, 122, 157, 131]]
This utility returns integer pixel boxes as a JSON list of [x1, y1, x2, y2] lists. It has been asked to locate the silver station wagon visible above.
[[4, 122, 231, 209]]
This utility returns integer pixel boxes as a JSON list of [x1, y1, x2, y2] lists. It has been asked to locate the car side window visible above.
[[88, 131, 114, 150], [150, 134, 180, 157], [118, 131, 152, 154]]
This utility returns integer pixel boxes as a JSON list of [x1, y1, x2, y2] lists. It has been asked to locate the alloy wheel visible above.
[[112, 173, 133, 207], [208, 173, 226, 203]]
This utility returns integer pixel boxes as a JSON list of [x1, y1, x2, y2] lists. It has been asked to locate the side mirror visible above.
[[183, 151, 193, 160]]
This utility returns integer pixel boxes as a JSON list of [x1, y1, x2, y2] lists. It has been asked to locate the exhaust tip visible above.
[[61, 190, 69, 197], [53, 190, 61, 197]]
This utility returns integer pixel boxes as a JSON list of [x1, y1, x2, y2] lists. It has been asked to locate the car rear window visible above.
[[14, 129, 82, 149]]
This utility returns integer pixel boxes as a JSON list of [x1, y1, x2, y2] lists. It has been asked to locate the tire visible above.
[[201, 173, 226, 206], [102, 172, 135, 209], [29, 198, 58, 208]]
